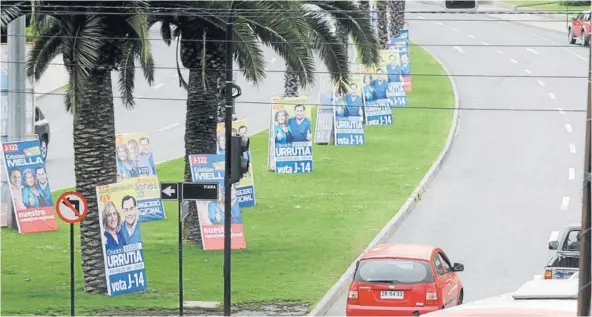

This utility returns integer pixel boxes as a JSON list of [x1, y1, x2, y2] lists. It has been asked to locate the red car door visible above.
[[437, 251, 461, 307], [573, 13, 584, 37], [432, 253, 452, 308]]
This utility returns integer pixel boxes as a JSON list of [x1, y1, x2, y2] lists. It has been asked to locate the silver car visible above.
[[34, 106, 50, 160]]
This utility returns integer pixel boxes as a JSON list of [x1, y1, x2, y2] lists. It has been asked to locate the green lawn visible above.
[[1, 44, 455, 316], [505, 0, 589, 13]]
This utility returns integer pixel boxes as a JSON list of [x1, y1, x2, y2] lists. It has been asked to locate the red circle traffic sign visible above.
[[55, 191, 89, 224]]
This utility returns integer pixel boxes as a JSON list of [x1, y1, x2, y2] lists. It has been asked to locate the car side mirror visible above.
[[452, 262, 464, 272], [548, 241, 559, 250]]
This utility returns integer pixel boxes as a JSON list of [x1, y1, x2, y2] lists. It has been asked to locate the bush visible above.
[[559, 0, 590, 6]]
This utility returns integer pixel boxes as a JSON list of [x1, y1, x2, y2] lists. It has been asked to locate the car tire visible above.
[[569, 28, 577, 44], [40, 136, 48, 161], [458, 289, 464, 305], [582, 30, 589, 46]]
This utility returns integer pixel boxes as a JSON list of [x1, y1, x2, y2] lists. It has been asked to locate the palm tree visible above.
[[1, 1, 154, 293], [376, 0, 389, 48], [152, 1, 380, 245], [388, 0, 405, 39]]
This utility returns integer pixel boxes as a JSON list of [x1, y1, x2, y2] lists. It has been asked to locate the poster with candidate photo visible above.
[[387, 36, 412, 92], [2, 140, 59, 233], [96, 178, 148, 296], [333, 77, 365, 146], [215, 120, 256, 208], [268, 96, 313, 174], [360, 64, 394, 126], [115, 133, 165, 221], [380, 50, 408, 107]]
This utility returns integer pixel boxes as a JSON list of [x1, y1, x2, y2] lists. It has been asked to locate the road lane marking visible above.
[[418, 15, 426, 19], [569, 143, 576, 153], [510, 58, 518, 64], [158, 122, 181, 132], [526, 48, 539, 55], [468, 34, 475, 39], [557, 107, 566, 115], [50, 128, 60, 133], [548, 92, 556, 100], [537, 80, 546, 87], [496, 49, 504, 54], [560, 196, 571, 211], [154, 83, 164, 89], [564, 47, 588, 61], [482, 42, 489, 45], [435, 22, 443, 26], [453, 46, 465, 53], [524, 69, 532, 74], [569, 168, 575, 180], [566, 123, 573, 132], [451, 27, 459, 32]]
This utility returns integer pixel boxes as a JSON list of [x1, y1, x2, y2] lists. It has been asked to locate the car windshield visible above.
[[354, 259, 434, 284], [562, 230, 581, 251]]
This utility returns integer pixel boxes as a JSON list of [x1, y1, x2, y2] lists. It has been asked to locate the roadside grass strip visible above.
[[1, 44, 455, 315]]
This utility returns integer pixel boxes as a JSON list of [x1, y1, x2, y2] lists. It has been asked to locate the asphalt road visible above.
[[324, 2, 587, 315], [40, 25, 332, 190]]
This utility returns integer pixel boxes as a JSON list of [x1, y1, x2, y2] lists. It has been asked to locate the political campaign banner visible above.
[[115, 133, 165, 221], [315, 74, 335, 145], [189, 154, 246, 251], [268, 96, 313, 174], [380, 50, 408, 107], [215, 120, 256, 208], [1, 140, 59, 233], [333, 77, 365, 146], [360, 64, 394, 126], [387, 36, 412, 92], [97, 178, 147, 296]]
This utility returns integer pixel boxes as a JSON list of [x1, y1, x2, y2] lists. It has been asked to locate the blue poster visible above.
[[361, 65, 394, 126], [333, 78, 365, 146], [388, 36, 412, 92], [270, 97, 313, 174]]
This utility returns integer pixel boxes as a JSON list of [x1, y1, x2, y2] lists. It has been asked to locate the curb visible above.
[[307, 45, 462, 317]]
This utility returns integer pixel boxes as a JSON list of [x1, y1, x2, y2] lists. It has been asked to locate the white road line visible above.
[[565, 123, 573, 132], [563, 47, 588, 61], [557, 107, 566, 115], [569, 168, 575, 180], [510, 58, 518, 64], [468, 34, 475, 39], [435, 21, 443, 26], [451, 27, 459, 32], [526, 48, 539, 55], [154, 83, 164, 89], [560, 196, 571, 211], [569, 143, 576, 153], [158, 122, 181, 132], [548, 92, 556, 100], [50, 128, 60, 133], [482, 42, 490, 45], [496, 49, 504, 54], [537, 80, 546, 87], [524, 69, 532, 74], [453, 46, 465, 53], [418, 15, 426, 19]]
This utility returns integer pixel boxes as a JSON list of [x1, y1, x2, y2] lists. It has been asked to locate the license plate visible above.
[[380, 290, 404, 299]]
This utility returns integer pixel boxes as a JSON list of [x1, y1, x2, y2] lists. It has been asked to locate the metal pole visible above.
[[223, 6, 235, 317], [6, 16, 27, 230], [577, 25, 592, 317], [178, 188, 184, 316], [70, 224, 75, 316]]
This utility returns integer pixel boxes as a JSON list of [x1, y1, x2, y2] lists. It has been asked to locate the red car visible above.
[[568, 11, 591, 46], [346, 243, 465, 316]]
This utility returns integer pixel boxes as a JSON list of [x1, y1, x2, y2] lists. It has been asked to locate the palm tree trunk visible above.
[[389, 0, 406, 38], [180, 36, 225, 245], [376, 1, 389, 48], [284, 64, 300, 97], [75, 69, 117, 294]]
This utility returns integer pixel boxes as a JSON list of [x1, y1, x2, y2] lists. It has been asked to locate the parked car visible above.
[[544, 223, 580, 280], [34, 106, 50, 160], [346, 243, 465, 316], [568, 11, 591, 46]]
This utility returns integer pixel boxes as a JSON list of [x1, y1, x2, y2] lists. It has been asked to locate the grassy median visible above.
[[1, 44, 455, 315]]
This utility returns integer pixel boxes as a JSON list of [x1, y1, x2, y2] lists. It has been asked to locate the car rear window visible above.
[[354, 259, 434, 284]]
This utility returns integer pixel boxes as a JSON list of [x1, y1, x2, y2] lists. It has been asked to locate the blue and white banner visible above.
[[361, 64, 394, 126], [381, 50, 409, 107], [333, 77, 365, 146], [388, 35, 412, 92]]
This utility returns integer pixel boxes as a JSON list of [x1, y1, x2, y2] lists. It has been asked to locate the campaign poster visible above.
[[380, 50, 408, 107], [360, 64, 394, 126], [387, 36, 412, 92], [115, 133, 165, 221], [333, 77, 365, 146], [1, 140, 59, 233], [269, 96, 313, 174], [315, 74, 335, 145], [215, 120, 256, 208], [96, 178, 148, 296], [189, 154, 246, 251]]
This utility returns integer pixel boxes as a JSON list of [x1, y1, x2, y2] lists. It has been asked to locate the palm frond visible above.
[[118, 44, 136, 109], [26, 19, 62, 81], [232, 20, 266, 84], [126, 13, 151, 65], [0, 1, 26, 31], [160, 20, 172, 46]]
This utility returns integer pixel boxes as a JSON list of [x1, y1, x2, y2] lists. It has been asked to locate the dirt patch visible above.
[[94, 302, 310, 316]]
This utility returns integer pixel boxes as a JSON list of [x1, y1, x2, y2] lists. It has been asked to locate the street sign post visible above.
[[55, 191, 89, 317], [160, 181, 219, 316]]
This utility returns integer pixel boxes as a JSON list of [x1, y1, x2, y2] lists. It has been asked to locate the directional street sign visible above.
[[160, 182, 179, 200], [55, 191, 88, 224], [182, 182, 219, 201]]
